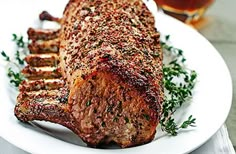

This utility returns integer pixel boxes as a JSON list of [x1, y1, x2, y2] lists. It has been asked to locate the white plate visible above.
[[0, 0, 233, 154]]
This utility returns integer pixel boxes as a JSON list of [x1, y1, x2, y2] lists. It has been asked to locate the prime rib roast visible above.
[[15, 0, 163, 148]]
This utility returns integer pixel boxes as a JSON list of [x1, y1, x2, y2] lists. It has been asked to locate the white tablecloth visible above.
[[0, 124, 235, 154], [191, 125, 235, 154]]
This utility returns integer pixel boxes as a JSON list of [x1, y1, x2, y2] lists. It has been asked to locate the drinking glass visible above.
[[154, 0, 215, 24]]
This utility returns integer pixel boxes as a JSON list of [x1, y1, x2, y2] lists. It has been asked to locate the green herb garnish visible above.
[[161, 35, 183, 58], [15, 50, 24, 65], [12, 33, 25, 48], [7, 68, 24, 87], [0, 34, 28, 87], [161, 35, 197, 136]]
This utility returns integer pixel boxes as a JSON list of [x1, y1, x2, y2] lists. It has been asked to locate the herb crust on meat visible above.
[[15, 0, 163, 148]]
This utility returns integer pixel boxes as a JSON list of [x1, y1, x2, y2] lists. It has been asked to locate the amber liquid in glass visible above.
[[154, 0, 214, 24]]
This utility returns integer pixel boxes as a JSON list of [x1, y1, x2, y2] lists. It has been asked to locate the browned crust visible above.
[[70, 71, 158, 147], [99, 60, 162, 116]]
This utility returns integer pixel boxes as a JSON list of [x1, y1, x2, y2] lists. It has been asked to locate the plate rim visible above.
[[0, 1, 233, 154]]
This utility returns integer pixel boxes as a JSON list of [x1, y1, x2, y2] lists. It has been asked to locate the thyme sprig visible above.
[[7, 68, 24, 87], [15, 50, 25, 65], [161, 35, 197, 136], [161, 35, 184, 58], [1, 34, 27, 87]]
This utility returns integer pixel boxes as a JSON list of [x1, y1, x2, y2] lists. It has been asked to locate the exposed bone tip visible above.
[[27, 27, 33, 33], [39, 11, 50, 20], [39, 11, 61, 23]]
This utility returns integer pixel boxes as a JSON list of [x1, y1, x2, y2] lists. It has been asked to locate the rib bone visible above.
[[15, 88, 69, 122], [28, 39, 59, 53], [19, 79, 65, 92], [39, 11, 61, 23], [27, 28, 60, 41], [21, 66, 61, 80], [24, 53, 59, 67]]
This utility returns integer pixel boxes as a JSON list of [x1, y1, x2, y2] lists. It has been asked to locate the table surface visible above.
[[0, 0, 236, 153], [199, 0, 236, 149]]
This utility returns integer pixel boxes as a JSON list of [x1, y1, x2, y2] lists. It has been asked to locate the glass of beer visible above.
[[154, 0, 215, 24]]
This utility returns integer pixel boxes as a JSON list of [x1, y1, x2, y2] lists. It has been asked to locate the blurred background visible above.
[[155, 0, 236, 150], [199, 0, 236, 150], [194, 0, 236, 150]]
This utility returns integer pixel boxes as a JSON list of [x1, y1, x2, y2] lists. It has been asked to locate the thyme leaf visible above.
[[1, 51, 10, 61]]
